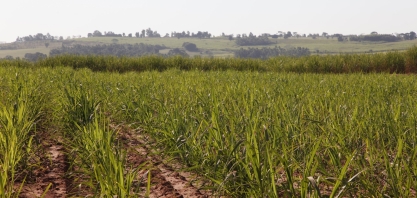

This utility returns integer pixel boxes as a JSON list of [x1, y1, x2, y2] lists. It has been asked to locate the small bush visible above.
[[182, 42, 198, 52], [24, 52, 47, 62]]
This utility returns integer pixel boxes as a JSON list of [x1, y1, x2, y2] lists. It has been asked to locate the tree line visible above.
[[234, 35, 273, 46], [49, 43, 166, 57], [171, 31, 212, 39], [14, 30, 416, 44], [7, 43, 190, 62], [234, 46, 311, 59], [16, 33, 64, 42], [87, 29, 213, 39], [345, 32, 416, 42], [49, 43, 193, 58]]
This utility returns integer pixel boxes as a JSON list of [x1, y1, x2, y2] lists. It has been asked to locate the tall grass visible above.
[[0, 58, 417, 196], [61, 83, 138, 197], [108, 70, 417, 197], [0, 76, 44, 197]]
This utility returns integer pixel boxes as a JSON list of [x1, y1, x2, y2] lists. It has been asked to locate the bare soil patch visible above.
[[12, 122, 211, 197], [114, 123, 210, 198], [14, 131, 68, 198]]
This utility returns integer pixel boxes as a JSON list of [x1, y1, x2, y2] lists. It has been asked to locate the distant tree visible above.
[[88, 33, 93, 37], [228, 35, 234, 41], [182, 42, 198, 52], [235, 36, 273, 46], [4, 55, 14, 60], [34, 33, 44, 40], [46, 33, 52, 40], [153, 31, 161, 37], [361, 34, 400, 42], [128, 33, 132, 37], [236, 34, 241, 39], [167, 48, 189, 57], [93, 30, 103, 37], [196, 31, 203, 39], [371, 31, 378, 35], [45, 43, 49, 48], [322, 32, 328, 37], [337, 36, 344, 42], [271, 34, 279, 39], [164, 33, 170, 37], [24, 52, 47, 62], [147, 29, 153, 37], [409, 31, 416, 40], [249, 32, 254, 37], [141, 29, 146, 38], [59, 36, 64, 41], [135, 32, 140, 38], [123, 33, 126, 37]]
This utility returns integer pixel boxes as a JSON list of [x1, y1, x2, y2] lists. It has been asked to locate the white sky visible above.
[[1, 0, 416, 43]]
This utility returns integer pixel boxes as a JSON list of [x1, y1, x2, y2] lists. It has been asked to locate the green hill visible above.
[[1, 36, 417, 58]]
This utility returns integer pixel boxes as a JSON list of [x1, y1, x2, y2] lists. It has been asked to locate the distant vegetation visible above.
[[167, 48, 189, 57], [49, 44, 166, 57], [339, 32, 416, 42], [24, 52, 47, 62], [87, 29, 213, 39], [172, 31, 212, 39], [235, 36, 273, 46], [12, 31, 416, 44], [182, 42, 198, 52], [235, 46, 311, 59], [15, 33, 64, 42], [2, 30, 416, 59], [348, 34, 399, 42]]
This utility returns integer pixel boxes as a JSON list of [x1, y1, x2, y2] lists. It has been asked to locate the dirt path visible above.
[[115, 123, 210, 198], [15, 132, 68, 198]]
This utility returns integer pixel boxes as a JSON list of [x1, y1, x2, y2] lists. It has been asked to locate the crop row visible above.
[[0, 67, 146, 197], [1, 46, 417, 73], [0, 72, 47, 196]]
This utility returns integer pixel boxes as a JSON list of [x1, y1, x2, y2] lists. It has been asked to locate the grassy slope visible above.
[[0, 41, 62, 58], [1, 36, 417, 58], [76, 36, 417, 53]]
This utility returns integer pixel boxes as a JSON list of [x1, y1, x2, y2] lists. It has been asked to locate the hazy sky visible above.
[[1, 0, 416, 43]]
